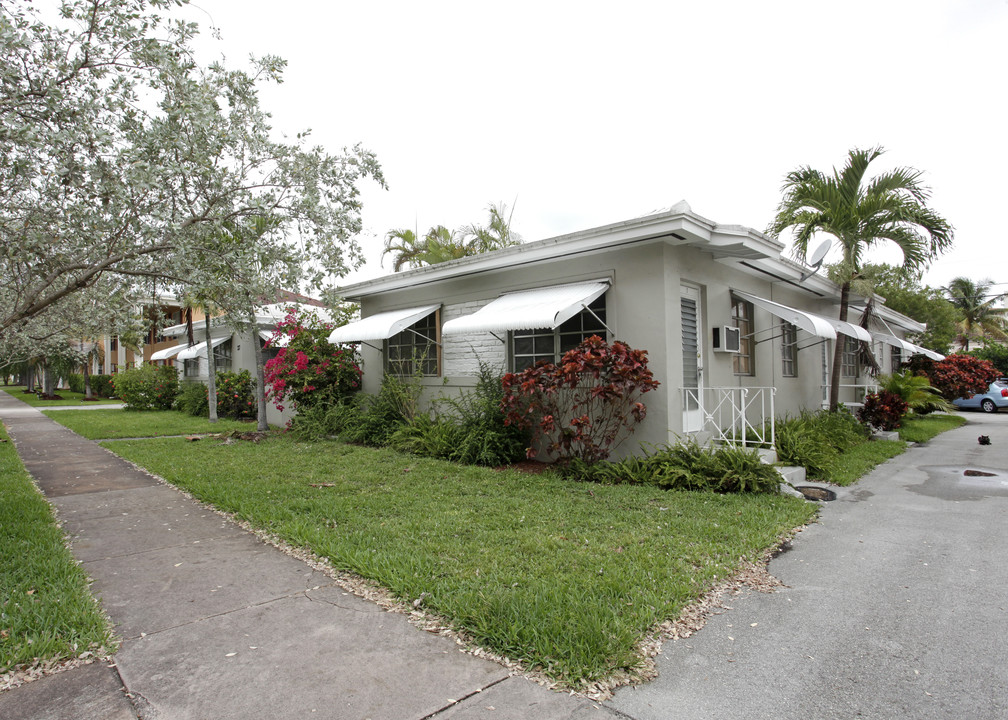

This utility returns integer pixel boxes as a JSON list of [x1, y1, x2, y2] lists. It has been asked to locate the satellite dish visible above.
[[799, 239, 832, 282], [808, 238, 831, 267]]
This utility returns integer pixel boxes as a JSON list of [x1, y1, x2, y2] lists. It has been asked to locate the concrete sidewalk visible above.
[[0, 394, 615, 719]]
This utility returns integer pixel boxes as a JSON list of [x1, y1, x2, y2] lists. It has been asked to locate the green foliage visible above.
[[0, 424, 114, 670], [861, 263, 959, 354], [898, 414, 967, 443], [111, 365, 178, 411], [177, 381, 210, 417], [773, 409, 870, 481], [877, 371, 951, 414], [944, 277, 1008, 350], [46, 409, 254, 439], [67, 373, 114, 398], [215, 370, 255, 420], [565, 440, 781, 494]]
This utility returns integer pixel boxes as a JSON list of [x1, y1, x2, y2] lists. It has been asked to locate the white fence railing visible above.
[[683, 386, 776, 448]]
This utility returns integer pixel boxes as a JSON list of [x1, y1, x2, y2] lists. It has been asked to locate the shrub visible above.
[[67, 373, 85, 394], [263, 307, 361, 413], [111, 365, 178, 411], [877, 371, 950, 414], [774, 419, 837, 479], [564, 440, 780, 494], [857, 390, 909, 431], [215, 370, 255, 420], [90, 374, 114, 398], [501, 336, 659, 463], [905, 353, 999, 401], [177, 381, 209, 416]]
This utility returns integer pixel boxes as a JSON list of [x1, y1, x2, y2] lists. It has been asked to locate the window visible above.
[[385, 311, 439, 376], [731, 296, 754, 376], [841, 336, 859, 378], [184, 359, 200, 377], [781, 321, 798, 378], [891, 347, 902, 373], [510, 295, 607, 371], [110, 337, 118, 351], [260, 337, 281, 365], [213, 338, 233, 373]]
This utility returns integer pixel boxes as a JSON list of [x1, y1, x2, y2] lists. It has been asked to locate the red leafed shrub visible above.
[[857, 390, 909, 431], [906, 353, 999, 401], [500, 335, 659, 463]]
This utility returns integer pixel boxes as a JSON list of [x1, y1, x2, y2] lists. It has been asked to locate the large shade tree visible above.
[[768, 147, 953, 410], [0, 0, 383, 358], [944, 277, 1008, 351]]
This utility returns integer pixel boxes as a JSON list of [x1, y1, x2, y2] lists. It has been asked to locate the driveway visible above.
[[610, 411, 1008, 719]]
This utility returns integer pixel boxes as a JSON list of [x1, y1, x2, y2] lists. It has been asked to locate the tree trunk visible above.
[[250, 310, 269, 431], [828, 282, 850, 412], [43, 364, 54, 397], [83, 355, 93, 399], [25, 363, 35, 392], [204, 313, 218, 422]]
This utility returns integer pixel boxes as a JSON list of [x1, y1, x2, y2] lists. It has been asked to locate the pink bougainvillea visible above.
[[263, 308, 361, 413]]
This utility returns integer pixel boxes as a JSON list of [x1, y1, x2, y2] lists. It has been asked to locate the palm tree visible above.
[[382, 203, 522, 272], [768, 147, 953, 410], [944, 277, 1008, 350], [382, 228, 427, 272]]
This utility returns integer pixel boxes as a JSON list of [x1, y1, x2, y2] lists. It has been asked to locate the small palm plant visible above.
[[877, 370, 951, 414]]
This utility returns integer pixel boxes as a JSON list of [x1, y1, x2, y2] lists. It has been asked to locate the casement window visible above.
[[841, 336, 859, 377], [731, 296, 755, 376], [184, 359, 200, 377], [781, 321, 798, 378], [213, 338, 233, 373], [385, 311, 439, 376], [510, 295, 607, 372], [891, 347, 902, 373]]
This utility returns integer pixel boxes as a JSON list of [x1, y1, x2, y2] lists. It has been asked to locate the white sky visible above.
[[188, 0, 1008, 292]]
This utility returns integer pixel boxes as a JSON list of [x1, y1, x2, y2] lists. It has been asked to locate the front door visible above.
[[681, 285, 704, 432]]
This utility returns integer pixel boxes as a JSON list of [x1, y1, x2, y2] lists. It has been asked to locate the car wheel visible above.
[[981, 399, 997, 413]]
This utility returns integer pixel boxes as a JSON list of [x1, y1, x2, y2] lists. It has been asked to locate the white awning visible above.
[[442, 281, 609, 335], [731, 291, 836, 340], [871, 332, 943, 360], [150, 344, 185, 361], [825, 317, 872, 343], [328, 304, 440, 344], [259, 330, 289, 348], [177, 336, 230, 361]]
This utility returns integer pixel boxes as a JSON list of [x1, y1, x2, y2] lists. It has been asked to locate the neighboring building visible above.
[[328, 202, 942, 456]]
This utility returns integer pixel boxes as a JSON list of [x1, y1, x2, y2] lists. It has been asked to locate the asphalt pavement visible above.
[[2, 391, 1006, 719]]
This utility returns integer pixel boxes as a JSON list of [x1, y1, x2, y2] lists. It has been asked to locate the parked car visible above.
[[952, 378, 1008, 413]]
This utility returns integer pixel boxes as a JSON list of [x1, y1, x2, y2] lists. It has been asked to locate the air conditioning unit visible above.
[[712, 326, 741, 353]]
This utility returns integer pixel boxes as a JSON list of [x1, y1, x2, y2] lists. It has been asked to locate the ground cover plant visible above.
[[93, 431, 815, 688], [773, 408, 871, 482], [0, 425, 114, 672], [823, 440, 906, 486], [0, 385, 122, 407], [43, 409, 254, 440]]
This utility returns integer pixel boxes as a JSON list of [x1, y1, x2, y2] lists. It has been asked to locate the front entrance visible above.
[[681, 284, 704, 432]]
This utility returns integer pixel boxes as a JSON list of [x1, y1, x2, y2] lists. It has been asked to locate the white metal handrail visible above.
[[826, 383, 880, 406], [683, 386, 776, 448]]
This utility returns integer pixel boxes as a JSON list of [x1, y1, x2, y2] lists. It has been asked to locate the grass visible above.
[[42, 409, 257, 439], [898, 413, 967, 443], [0, 385, 122, 407], [822, 440, 906, 486], [90, 432, 815, 687], [0, 425, 115, 672]]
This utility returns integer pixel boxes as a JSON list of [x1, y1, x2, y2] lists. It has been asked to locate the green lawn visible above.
[[96, 433, 815, 687], [1, 385, 121, 407], [898, 413, 967, 443], [0, 425, 115, 672], [822, 439, 907, 486], [43, 409, 257, 439]]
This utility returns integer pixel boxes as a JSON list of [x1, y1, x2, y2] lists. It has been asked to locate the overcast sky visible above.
[[189, 0, 1007, 292]]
